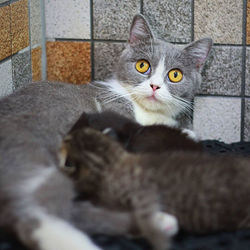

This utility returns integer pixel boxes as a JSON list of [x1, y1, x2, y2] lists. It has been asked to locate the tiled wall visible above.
[[0, 0, 250, 144], [0, 0, 43, 97]]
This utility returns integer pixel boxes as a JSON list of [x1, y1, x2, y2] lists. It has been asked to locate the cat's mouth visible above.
[[146, 92, 162, 103], [146, 95, 158, 101]]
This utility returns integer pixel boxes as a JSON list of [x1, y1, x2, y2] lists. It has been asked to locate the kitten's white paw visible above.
[[33, 213, 101, 250], [182, 128, 199, 142], [151, 212, 179, 237]]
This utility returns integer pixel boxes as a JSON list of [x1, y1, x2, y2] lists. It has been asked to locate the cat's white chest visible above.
[[133, 104, 177, 127]]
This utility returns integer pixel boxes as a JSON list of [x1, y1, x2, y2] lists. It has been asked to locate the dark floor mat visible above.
[[1, 140, 250, 250]]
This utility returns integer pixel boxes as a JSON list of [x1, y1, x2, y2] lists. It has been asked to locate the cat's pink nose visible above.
[[150, 84, 160, 91]]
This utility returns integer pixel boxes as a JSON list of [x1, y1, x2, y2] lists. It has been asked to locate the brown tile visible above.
[[46, 41, 91, 84], [11, 0, 29, 54], [0, 5, 12, 60], [31, 46, 42, 82]]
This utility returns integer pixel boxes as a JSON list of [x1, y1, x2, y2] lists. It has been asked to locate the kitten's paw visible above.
[[151, 212, 178, 237], [182, 128, 199, 142]]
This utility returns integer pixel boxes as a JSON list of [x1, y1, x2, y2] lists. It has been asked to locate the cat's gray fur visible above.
[[61, 126, 250, 250], [0, 14, 212, 250]]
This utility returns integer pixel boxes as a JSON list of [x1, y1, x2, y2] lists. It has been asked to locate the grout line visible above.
[[27, 0, 32, 81], [90, 0, 94, 81], [0, 55, 12, 64], [140, 0, 143, 15], [196, 94, 245, 98], [213, 43, 244, 47], [40, 0, 47, 80], [10, 0, 20, 3], [240, 0, 247, 141], [54, 38, 246, 47], [191, 0, 194, 41], [0, 0, 10, 8], [9, 0, 14, 92], [55, 38, 127, 43]]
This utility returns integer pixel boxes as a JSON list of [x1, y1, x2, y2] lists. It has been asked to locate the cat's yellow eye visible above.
[[135, 60, 151, 74], [168, 69, 183, 83]]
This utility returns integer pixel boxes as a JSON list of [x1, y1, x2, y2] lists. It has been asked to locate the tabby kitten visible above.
[[0, 14, 211, 250], [61, 127, 250, 250], [69, 111, 203, 153]]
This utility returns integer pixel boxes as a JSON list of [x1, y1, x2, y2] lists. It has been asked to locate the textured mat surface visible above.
[[1, 140, 250, 250]]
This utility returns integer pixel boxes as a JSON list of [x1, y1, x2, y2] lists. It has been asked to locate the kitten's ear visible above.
[[183, 38, 213, 71], [58, 137, 76, 174], [129, 14, 154, 46]]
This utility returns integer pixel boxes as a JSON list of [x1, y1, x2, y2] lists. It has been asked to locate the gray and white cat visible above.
[[0, 14, 212, 250]]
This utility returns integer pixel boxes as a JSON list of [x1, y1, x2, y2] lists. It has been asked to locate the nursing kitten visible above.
[[0, 14, 212, 250], [61, 127, 250, 250], [69, 111, 203, 153]]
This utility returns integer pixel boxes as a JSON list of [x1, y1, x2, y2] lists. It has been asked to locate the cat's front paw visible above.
[[32, 214, 102, 250], [151, 212, 179, 237], [182, 128, 199, 142]]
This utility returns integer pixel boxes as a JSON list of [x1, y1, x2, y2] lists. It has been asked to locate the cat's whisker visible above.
[[171, 99, 193, 121], [102, 92, 134, 105], [88, 82, 108, 90]]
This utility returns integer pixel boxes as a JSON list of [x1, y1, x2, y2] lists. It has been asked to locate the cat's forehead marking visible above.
[[150, 57, 165, 86], [151, 40, 182, 68]]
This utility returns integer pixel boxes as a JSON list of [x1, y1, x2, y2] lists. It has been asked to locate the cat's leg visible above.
[[132, 191, 178, 250], [3, 166, 102, 250], [71, 201, 136, 235], [17, 208, 102, 250]]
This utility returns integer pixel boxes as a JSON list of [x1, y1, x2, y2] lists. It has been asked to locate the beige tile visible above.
[[194, 0, 242, 44]]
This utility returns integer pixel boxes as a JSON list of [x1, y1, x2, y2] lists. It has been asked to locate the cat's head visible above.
[[115, 14, 212, 116]]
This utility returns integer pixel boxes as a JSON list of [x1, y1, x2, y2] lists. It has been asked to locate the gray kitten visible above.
[[0, 14, 212, 250], [61, 126, 250, 250]]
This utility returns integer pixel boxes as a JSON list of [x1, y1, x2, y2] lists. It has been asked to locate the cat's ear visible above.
[[183, 38, 213, 71], [129, 14, 154, 46]]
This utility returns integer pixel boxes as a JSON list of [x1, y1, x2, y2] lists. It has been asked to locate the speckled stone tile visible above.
[[10, 0, 29, 54], [245, 47, 250, 96], [193, 97, 241, 143], [143, 0, 192, 43], [244, 98, 250, 141], [46, 41, 91, 84], [30, 0, 42, 46], [45, 0, 90, 39], [0, 59, 13, 98], [194, 0, 242, 44], [198, 46, 242, 96], [94, 42, 126, 80], [0, 5, 12, 60], [31, 46, 42, 82], [12, 48, 32, 90], [93, 0, 140, 40]]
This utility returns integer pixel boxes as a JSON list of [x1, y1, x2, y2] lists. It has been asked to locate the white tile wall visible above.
[[193, 96, 241, 143], [0, 59, 13, 98], [45, 0, 90, 39]]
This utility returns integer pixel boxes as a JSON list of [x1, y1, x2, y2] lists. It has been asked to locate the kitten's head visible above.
[[115, 14, 212, 116]]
